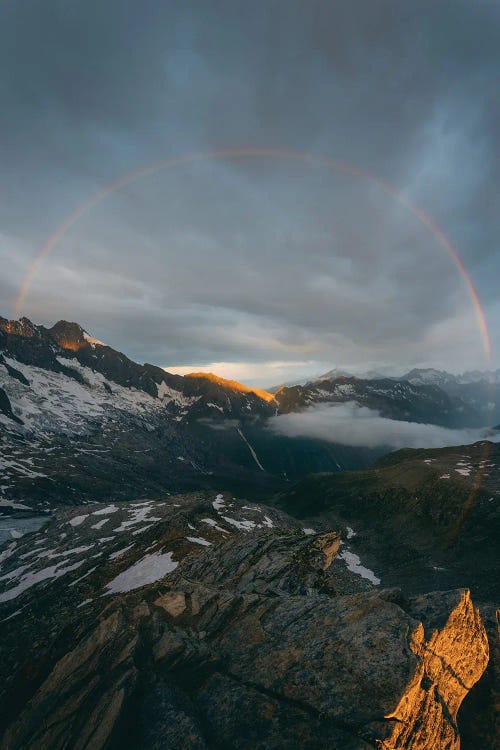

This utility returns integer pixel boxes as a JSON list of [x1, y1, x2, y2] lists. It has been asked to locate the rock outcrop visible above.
[[0, 385, 22, 424], [0, 493, 490, 749]]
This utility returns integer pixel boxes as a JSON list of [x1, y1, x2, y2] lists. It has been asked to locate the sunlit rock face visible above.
[[381, 590, 489, 750], [0, 492, 489, 750], [47, 320, 95, 351], [184, 371, 276, 403], [0, 316, 39, 338]]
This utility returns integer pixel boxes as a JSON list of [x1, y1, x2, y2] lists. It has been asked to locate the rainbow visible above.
[[11, 148, 495, 535], [12, 147, 492, 363]]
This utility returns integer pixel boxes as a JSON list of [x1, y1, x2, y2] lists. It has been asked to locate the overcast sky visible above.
[[1, 1, 498, 386]]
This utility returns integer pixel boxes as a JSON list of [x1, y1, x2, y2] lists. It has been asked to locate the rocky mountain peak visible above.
[[318, 368, 357, 381], [48, 320, 104, 351], [0, 316, 39, 338], [402, 368, 456, 385]]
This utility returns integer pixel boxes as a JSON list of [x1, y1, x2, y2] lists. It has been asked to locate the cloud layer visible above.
[[1, 1, 498, 380], [269, 402, 497, 450]]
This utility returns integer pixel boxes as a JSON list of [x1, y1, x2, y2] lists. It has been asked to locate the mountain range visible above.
[[1, 315, 497, 512], [316, 366, 500, 425], [0, 315, 498, 749]]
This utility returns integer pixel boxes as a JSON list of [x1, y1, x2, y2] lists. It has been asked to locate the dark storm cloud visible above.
[[1, 0, 499, 380]]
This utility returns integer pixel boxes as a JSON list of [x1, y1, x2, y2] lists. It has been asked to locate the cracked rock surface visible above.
[[0, 492, 490, 749]]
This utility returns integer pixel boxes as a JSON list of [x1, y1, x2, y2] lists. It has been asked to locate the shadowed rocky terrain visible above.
[[0, 317, 394, 511], [1, 316, 492, 512], [0, 492, 491, 749], [274, 444, 500, 749], [275, 440, 500, 600], [0, 316, 498, 748]]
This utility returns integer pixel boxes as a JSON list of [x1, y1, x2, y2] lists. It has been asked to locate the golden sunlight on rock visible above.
[[185, 371, 276, 402], [383, 590, 489, 750]]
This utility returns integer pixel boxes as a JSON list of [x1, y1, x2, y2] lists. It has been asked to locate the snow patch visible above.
[[221, 516, 256, 531], [212, 494, 226, 511], [83, 332, 106, 347], [69, 514, 88, 527], [338, 549, 380, 585], [0, 559, 85, 602], [114, 506, 161, 533], [92, 505, 119, 516], [69, 566, 97, 586], [109, 544, 135, 560], [91, 518, 109, 530], [200, 518, 228, 533], [186, 536, 212, 546], [104, 551, 178, 594]]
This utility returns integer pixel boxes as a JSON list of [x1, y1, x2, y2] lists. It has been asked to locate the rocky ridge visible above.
[[4, 315, 475, 512], [0, 491, 490, 749], [275, 440, 500, 600], [274, 375, 482, 428]]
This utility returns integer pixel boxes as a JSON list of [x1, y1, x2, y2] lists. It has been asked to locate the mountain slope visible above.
[[0, 315, 495, 513], [274, 375, 482, 427], [275, 440, 500, 600], [0, 318, 385, 510], [0, 491, 489, 750], [0, 318, 498, 748], [402, 367, 500, 425]]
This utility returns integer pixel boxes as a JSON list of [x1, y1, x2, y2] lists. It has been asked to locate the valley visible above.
[[0, 316, 498, 749]]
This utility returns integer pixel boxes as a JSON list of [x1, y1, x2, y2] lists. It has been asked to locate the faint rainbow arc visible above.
[[13, 147, 492, 363]]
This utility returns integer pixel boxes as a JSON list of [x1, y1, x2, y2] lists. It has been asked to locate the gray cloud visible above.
[[1, 1, 498, 378], [269, 402, 498, 450]]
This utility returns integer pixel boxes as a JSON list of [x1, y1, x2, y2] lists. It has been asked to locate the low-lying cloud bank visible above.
[[268, 402, 499, 450]]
